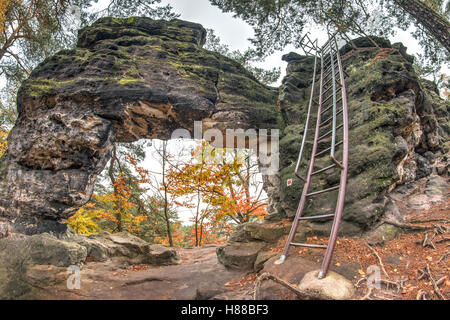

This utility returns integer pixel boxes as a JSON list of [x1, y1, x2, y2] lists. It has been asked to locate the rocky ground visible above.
[[256, 176, 450, 300], [1, 176, 446, 300], [32, 246, 255, 300]]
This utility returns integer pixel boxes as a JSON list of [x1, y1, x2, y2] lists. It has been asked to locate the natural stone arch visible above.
[[1, 17, 447, 240], [0, 17, 279, 235]]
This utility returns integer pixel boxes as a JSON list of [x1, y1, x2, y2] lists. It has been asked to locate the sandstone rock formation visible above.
[[0, 17, 278, 235], [0, 16, 447, 270], [217, 38, 448, 270], [276, 37, 449, 234], [297, 270, 355, 300]]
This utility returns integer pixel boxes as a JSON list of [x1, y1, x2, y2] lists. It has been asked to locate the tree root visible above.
[[384, 220, 437, 232], [416, 289, 431, 300], [426, 264, 446, 300], [366, 243, 390, 279], [437, 252, 449, 264], [409, 218, 450, 224]]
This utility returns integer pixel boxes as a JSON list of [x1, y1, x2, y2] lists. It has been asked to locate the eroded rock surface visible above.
[[0, 17, 278, 234], [276, 37, 449, 234], [0, 17, 447, 274], [298, 270, 355, 300], [0, 244, 251, 300]]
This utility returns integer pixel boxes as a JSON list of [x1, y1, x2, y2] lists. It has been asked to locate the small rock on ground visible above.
[[298, 270, 355, 300]]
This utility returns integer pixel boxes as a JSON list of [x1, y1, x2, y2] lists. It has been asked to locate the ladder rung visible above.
[[321, 97, 343, 114], [322, 79, 342, 95], [311, 164, 336, 175], [322, 89, 342, 105], [323, 56, 336, 67], [306, 185, 340, 197], [323, 65, 339, 79], [298, 213, 335, 221], [321, 45, 336, 56], [320, 109, 343, 127], [322, 84, 334, 96], [323, 57, 337, 70], [290, 243, 328, 249], [322, 74, 341, 88], [315, 140, 343, 157], [318, 123, 344, 141]]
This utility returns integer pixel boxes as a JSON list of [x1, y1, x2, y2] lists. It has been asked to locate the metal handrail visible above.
[[318, 36, 349, 279], [329, 40, 338, 160], [276, 31, 350, 279], [294, 40, 319, 182], [276, 39, 326, 266]]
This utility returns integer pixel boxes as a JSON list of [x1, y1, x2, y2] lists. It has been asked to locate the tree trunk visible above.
[[199, 221, 203, 247], [162, 141, 173, 247], [394, 0, 450, 53], [108, 144, 123, 232], [194, 188, 201, 247]]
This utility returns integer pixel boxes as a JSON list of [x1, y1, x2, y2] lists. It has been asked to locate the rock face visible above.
[[70, 232, 179, 265], [216, 221, 290, 271], [276, 37, 449, 234], [0, 17, 278, 234]]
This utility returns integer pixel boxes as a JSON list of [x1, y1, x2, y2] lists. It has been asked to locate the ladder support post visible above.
[[279, 46, 325, 262], [279, 32, 349, 279], [319, 37, 349, 279]]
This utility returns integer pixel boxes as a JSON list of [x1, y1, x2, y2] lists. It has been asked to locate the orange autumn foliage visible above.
[[167, 142, 267, 225]]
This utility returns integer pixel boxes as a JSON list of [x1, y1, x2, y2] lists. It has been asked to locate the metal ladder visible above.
[[275, 32, 349, 279]]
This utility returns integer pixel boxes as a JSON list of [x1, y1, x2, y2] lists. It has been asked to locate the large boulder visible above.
[[217, 221, 289, 270], [0, 233, 87, 267], [69, 232, 179, 265], [229, 221, 290, 243], [0, 17, 278, 235], [0, 231, 178, 299], [0, 233, 87, 299], [216, 242, 266, 270], [256, 255, 320, 300]]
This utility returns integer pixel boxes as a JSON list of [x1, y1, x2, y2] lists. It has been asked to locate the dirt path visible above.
[[42, 245, 254, 300]]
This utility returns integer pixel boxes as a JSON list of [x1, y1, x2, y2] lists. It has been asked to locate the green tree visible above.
[[0, 0, 180, 129], [209, 0, 449, 72]]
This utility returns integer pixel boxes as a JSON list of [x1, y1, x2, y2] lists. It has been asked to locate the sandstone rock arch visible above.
[[0, 17, 448, 240], [0, 17, 279, 235]]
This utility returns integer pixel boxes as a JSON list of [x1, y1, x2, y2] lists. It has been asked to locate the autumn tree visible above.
[[167, 142, 268, 233], [143, 140, 190, 247], [0, 124, 7, 157], [0, 0, 180, 128], [67, 141, 152, 234]]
